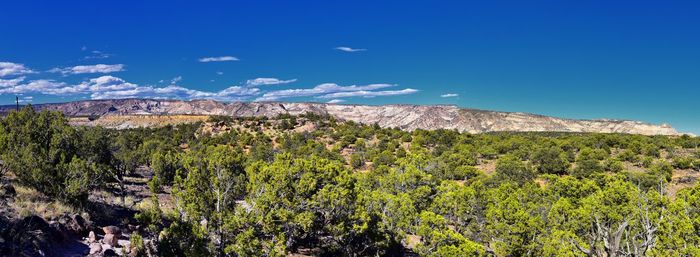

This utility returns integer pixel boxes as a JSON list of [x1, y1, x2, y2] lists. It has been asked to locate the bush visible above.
[[130, 233, 145, 255], [625, 172, 666, 191], [446, 165, 481, 180], [151, 152, 182, 185], [641, 156, 654, 168], [531, 147, 569, 175], [617, 149, 639, 163], [673, 157, 694, 169], [572, 159, 602, 178], [135, 196, 163, 234], [0, 107, 106, 204], [148, 176, 162, 194], [649, 161, 673, 182], [207, 115, 234, 124], [604, 158, 625, 173], [350, 153, 364, 169], [495, 155, 534, 184]]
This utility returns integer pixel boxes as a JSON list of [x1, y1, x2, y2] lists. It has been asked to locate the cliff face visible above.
[[0, 99, 679, 135]]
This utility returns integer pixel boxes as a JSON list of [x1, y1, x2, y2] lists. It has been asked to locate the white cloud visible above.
[[50, 64, 125, 75], [89, 84, 258, 101], [318, 88, 418, 99], [83, 76, 138, 92], [441, 93, 458, 98], [245, 78, 297, 87], [19, 96, 33, 103], [0, 75, 257, 101], [84, 76, 259, 101], [0, 79, 75, 95], [199, 56, 239, 62], [0, 73, 415, 103], [335, 46, 367, 52], [0, 62, 35, 77], [0, 77, 25, 88], [327, 99, 345, 104], [171, 76, 182, 84], [217, 71, 224, 75], [255, 83, 394, 101]]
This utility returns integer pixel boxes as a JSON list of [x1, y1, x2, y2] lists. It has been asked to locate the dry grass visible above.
[[89, 188, 138, 208], [669, 169, 700, 197], [71, 115, 210, 128], [476, 160, 497, 176], [402, 234, 422, 250], [8, 185, 75, 220]]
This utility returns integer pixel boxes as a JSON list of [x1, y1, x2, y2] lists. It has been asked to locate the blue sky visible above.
[[1, 1, 698, 133]]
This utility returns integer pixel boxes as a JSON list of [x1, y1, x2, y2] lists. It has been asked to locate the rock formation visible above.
[[0, 98, 681, 135]]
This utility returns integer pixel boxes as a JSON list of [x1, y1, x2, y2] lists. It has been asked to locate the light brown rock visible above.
[[88, 231, 97, 243], [128, 247, 139, 257], [88, 242, 102, 254], [102, 226, 121, 237], [103, 233, 119, 247]]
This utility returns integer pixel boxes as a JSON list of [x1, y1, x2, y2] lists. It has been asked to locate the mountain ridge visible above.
[[0, 98, 680, 135]]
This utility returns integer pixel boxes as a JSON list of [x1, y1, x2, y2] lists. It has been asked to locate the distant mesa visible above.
[[0, 99, 682, 135]]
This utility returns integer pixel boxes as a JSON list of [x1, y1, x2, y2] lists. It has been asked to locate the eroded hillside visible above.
[[0, 99, 681, 135]]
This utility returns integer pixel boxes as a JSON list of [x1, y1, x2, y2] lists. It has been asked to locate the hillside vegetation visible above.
[[1, 106, 699, 257]]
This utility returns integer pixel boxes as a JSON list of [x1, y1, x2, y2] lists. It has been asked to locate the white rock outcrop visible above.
[[1, 99, 680, 135]]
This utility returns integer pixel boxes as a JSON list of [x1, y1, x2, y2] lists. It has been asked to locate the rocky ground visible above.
[[0, 166, 162, 257]]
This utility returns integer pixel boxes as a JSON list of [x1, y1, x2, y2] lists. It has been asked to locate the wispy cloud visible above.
[[19, 96, 33, 103], [199, 56, 239, 62], [318, 88, 418, 99], [255, 83, 395, 101], [49, 64, 125, 75], [217, 71, 224, 75], [171, 76, 182, 84], [335, 46, 367, 52], [440, 93, 458, 98], [83, 50, 113, 60], [245, 78, 297, 87], [327, 99, 345, 104], [0, 62, 36, 77]]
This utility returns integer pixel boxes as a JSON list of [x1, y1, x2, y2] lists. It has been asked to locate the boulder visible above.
[[127, 247, 139, 257], [89, 243, 102, 254], [102, 226, 121, 237], [7, 215, 63, 257], [103, 233, 119, 247], [88, 231, 97, 243], [102, 248, 118, 257], [70, 214, 87, 233]]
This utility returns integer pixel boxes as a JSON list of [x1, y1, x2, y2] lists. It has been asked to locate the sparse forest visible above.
[[1, 106, 700, 257]]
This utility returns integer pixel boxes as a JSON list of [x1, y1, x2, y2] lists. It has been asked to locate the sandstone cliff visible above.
[[0, 99, 680, 135]]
